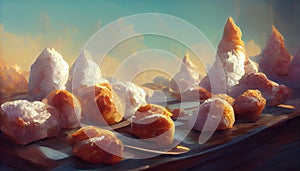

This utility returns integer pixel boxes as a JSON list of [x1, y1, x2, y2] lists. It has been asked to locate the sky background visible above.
[[0, 0, 299, 74]]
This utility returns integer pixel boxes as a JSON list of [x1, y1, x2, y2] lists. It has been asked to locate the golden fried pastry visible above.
[[136, 104, 173, 117], [46, 90, 81, 129], [0, 100, 59, 145], [233, 89, 266, 122], [230, 72, 291, 106], [131, 104, 175, 147], [68, 126, 123, 164], [212, 94, 235, 106], [217, 17, 245, 55], [76, 83, 124, 125], [189, 98, 235, 132]]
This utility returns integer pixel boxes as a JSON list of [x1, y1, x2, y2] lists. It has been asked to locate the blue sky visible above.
[[1, 0, 299, 70]]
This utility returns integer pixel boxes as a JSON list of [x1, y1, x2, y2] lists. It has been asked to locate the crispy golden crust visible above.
[[230, 72, 291, 106], [191, 98, 235, 132], [69, 126, 123, 164], [67, 126, 114, 145], [77, 83, 123, 125], [212, 94, 235, 106], [131, 104, 175, 147], [233, 89, 266, 122], [47, 90, 81, 129], [48, 90, 75, 108], [137, 104, 173, 117], [217, 17, 245, 57]]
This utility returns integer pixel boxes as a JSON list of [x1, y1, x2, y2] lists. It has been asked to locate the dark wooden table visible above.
[[149, 114, 300, 171]]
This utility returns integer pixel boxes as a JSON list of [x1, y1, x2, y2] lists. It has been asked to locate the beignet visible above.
[[76, 83, 124, 125], [131, 104, 175, 147], [0, 100, 59, 145], [233, 89, 266, 122], [189, 98, 235, 132], [46, 90, 81, 129], [68, 126, 123, 164]]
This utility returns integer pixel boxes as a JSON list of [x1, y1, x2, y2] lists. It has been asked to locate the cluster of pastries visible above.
[[0, 16, 298, 164], [189, 89, 266, 132], [259, 26, 300, 88], [229, 72, 290, 106], [196, 17, 291, 107], [0, 46, 179, 164], [169, 17, 292, 108], [0, 48, 74, 145], [170, 17, 296, 132]]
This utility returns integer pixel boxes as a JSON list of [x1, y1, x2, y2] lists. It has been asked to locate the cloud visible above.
[[94, 18, 147, 78], [99, 55, 121, 77], [95, 19, 210, 84], [108, 50, 184, 85], [96, 18, 146, 60], [245, 39, 261, 57], [0, 24, 44, 70], [0, 15, 79, 70], [1, 15, 148, 80], [190, 42, 216, 75]]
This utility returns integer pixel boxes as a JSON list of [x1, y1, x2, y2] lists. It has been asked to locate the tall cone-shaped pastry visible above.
[[200, 17, 258, 93], [28, 48, 69, 100], [259, 26, 292, 76], [217, 17, 245, 57], [169, 52, 200, 93], [217, 17, 251, 90], [66, 50, 107, 91]]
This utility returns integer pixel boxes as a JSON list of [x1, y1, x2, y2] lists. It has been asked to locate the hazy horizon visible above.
[[1, 0, 299, 72]]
